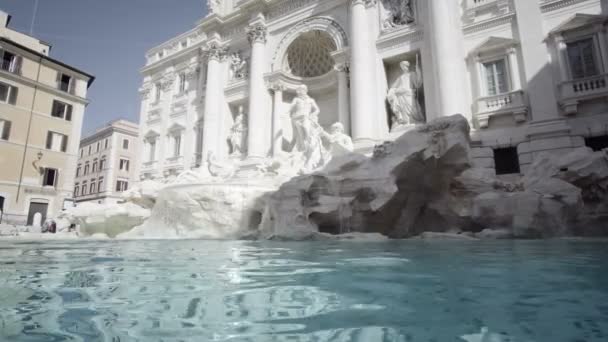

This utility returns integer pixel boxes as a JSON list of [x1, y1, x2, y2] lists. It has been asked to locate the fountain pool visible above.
[[1, 239, 607, 341]]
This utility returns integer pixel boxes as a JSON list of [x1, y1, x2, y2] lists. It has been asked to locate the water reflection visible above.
[[0, 240, 606, 341]]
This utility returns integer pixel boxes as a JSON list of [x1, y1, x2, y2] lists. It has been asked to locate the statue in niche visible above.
[[289, 85, 329, 173], [381, 0, 415, 29], [228, 105, 247, 156], [387, 59, 425, 130], [230, 52, 247, 80], [322, 122, 354, 156]]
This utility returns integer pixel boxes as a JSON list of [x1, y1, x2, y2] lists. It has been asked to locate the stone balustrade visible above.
[[475, 90, 527, 128], [559, 74, 608, 115]]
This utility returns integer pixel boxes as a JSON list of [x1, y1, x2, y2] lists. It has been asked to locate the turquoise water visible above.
[[0, 239, 607, 341]]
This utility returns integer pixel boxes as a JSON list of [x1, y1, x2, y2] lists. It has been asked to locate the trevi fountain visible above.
[[2, 0, 608, 341]]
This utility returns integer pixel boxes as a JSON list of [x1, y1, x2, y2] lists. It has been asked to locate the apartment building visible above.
[[0, 11, 94, 225], [74, 120, 139, 205]]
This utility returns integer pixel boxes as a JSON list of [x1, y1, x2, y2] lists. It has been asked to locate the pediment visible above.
[[144, 130, 160, 138], [470, 36, 518, 55], [548, 14, 607, 36]]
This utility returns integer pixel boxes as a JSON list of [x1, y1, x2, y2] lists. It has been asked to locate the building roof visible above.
[[0, 37, 95, 87]]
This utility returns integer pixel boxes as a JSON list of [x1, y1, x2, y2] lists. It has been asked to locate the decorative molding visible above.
[[204, 43, 229, 61], [463, 13, 516, 35], [540, 0, 592, 13], [161, 74, 176, 91]]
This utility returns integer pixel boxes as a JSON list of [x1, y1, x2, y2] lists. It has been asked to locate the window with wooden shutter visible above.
[[0, 82, 17, 104], [12, 56, 22, 75]]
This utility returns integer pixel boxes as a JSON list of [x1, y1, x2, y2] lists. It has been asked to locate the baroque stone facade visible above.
[[138, 0, 608, 181]]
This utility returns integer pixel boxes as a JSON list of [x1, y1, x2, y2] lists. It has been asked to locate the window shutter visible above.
[[51, 101, 60, 117], [1, 121, 10, 140], [53, 169, 58, 187], [61, 135, 68, 152], [69, 78, 77, 95], [8, 86, 18, 105], [55, 72, 61, 87], [46, 132, 52, 149], [116, 182, 120, 192], [13, 56, 22, 75], [65, 104, 73, 121]]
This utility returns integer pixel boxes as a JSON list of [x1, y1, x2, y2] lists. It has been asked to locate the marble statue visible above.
[[228, 106, 247, 156], [230, 52, 247, 80], [289, 85, 329, 173], [387, 59, 425, 130], [322, 122, 354, 156], [381, 0, 415, 29], [207, 0, 220, 14]]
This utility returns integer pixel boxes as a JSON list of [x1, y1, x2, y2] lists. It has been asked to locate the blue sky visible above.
[[0, 0, 206, 134]]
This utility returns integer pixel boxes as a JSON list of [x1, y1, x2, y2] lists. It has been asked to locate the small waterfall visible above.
[[328, 178, 350, 235]]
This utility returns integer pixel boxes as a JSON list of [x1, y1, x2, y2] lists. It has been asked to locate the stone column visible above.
[[512, 0, 560, 122], [247, 22, 268, 159], [555, 37, 570, 83], [201, 43, 226, 162], [269, 82, 285, 156], [349, 0, 378, 143], [596, 25, 608, 74], [427, 0, 469, 119], [507, 48, 522, 90], [335, 63, 351, 135]]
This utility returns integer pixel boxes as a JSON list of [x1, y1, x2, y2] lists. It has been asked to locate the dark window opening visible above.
[[585, 135, 608, 152], [494, 147, 521, 175], [43, 168, 58, 187], [59, 74, 72, 92]]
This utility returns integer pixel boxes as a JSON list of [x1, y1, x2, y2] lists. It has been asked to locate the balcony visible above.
[[475, 90, 528, 128], [559, 74, 608, 115], [141, 160, 158, 171]]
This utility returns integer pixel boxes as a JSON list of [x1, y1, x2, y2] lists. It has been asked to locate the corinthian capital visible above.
[[268, 81, 286, 92], [204, 43, 229, 62], [247, 24, 268, 45], [350, 0, 377, 8]]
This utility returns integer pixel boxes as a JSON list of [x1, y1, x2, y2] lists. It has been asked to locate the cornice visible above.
[[376, 26, 424, 53], [540, 0, 592, 13], [463, 13, 516, 35]]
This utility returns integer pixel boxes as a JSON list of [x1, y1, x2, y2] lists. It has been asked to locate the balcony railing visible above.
[[141, 161, 158, 170], [475, 90, 528, 128], [559, 74, 608, 115], [467, 0, 497, 9]]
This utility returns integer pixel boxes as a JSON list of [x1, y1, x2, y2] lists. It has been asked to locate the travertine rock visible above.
[[63, 202, 151, 238], [261, 115, 472, 239], [121, 183, 274, 239]]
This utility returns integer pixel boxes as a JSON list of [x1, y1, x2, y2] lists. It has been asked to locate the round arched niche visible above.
[[284, 30, 337, 78]]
